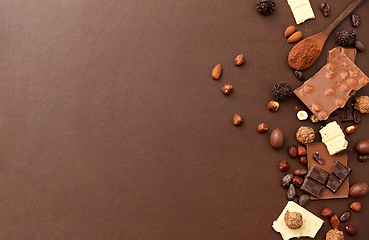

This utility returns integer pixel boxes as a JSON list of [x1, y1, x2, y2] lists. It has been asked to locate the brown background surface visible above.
[[0, 0, 368, 239]]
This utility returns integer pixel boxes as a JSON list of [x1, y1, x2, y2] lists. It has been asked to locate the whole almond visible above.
[[287, 31, 303, 43], [211, 64, 222, 80], [345, 125, 357, 134], [284, 25, 296, 38]]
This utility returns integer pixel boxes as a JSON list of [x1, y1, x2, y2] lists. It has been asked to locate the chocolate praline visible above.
[[272, 82, 292, 101]]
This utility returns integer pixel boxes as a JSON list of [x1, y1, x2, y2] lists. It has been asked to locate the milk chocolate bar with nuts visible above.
[[294, 52, 368, 121]]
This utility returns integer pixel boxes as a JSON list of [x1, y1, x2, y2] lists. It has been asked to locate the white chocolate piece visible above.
[[287, 0, 315, 25], [319, 121, 348, 155], [272, 201, 324, 240]]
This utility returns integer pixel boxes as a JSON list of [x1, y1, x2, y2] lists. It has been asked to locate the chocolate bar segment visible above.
[[294, 52, 368, 121], [301, 178, 324, 198], [326, 175, 342, 193], [332, 161, 351, 181], [327, 47, 356, 63], [306, 166, 329, 185], [307, 142, 349, 200]]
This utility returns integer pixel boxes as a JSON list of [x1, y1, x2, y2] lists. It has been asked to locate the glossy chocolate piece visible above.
[[301, 178, 324, 198], [331, 103, 355, 122], [332, 161, 351, 181], [306, 166, 329, 185], [294, 53, 369, 121], [326, 175, 343, 193], [307, 142, 349, 199]]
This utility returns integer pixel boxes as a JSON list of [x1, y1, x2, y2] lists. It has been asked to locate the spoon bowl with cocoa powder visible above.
[[288, 0, 365, 71]]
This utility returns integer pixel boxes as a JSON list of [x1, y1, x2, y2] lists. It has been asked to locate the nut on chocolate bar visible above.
[[294, 52, 368, 121]]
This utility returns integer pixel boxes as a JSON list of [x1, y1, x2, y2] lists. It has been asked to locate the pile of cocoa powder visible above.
[[288, 39, 321, 70]]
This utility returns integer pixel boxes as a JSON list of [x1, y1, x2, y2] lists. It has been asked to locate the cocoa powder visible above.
[[288, 39, 321, 70]]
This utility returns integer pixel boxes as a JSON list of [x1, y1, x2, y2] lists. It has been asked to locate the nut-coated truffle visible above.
[[296, 126, 315, 145], [354, 95, 369, 113], [336, 28, 357, 47], [326, 229, 344, 240], [272, 82, 292, 101], [284, 210, 303, 229], [256, 0, 275, 15]]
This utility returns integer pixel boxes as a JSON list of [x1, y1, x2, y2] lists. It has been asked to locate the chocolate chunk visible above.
[[306, 166, 329, 185], [338, 104, 355, 122], [332, 161, 351, 181], [323, 114, 343, 128], [301, 178, 324, 198], [353, 110, 361, 123], [326, 174, 343, 193]]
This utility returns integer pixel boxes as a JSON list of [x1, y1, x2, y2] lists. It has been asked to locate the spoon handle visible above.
[[322, 0, 365, 36]]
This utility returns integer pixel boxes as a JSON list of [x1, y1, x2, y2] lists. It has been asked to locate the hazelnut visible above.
[[222, 84, 233, 95], [234, 54, 245, 66], [313, 104, 322, 112], [267, 101, 279, 112], [288, 145, 298, 158], [326, 229, 344, 240], [310, 114, 319, 123], [354, 95, 369, 113], [257, 123, 268, 133], [278, 161, 289, 171], [292, 176, 303, 187], [233, 114, 243, 126], [321, 207, 333, 218], [350, 202, 361, 212], [296, 126, 315, 145], [297, 146, 307, 156], [284, 211, 303, 229], [299, 156, 307, 166]]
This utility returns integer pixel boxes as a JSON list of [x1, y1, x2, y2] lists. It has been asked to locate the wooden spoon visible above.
[[288, 0, 365, 70]]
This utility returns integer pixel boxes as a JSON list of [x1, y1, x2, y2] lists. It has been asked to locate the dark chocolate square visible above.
[[326, 174, 343, 193], [301, 178, 324, 198], [306, 166, 329, 185], [336, 104, 354, 122], [332, 161, 351, 181]]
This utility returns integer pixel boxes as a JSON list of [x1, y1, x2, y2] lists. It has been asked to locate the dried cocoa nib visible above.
[[313, 153, 325, 164], [272, 82, 292, 101], [256, 0, 275, 15], [336, 28, 357, 47], [294, 70, 305, 81]]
